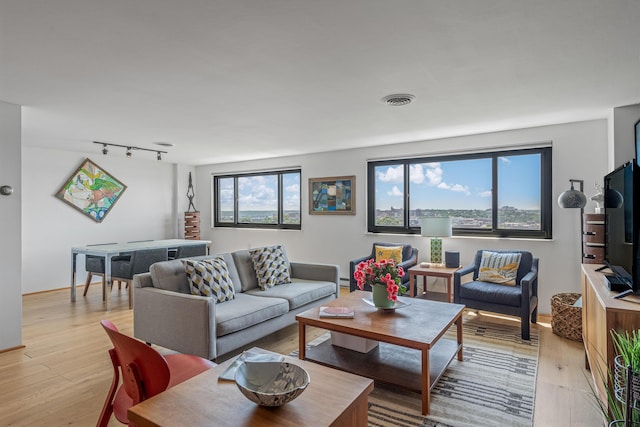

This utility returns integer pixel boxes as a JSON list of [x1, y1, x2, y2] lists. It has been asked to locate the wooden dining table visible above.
[[70, 239, 210, 310]]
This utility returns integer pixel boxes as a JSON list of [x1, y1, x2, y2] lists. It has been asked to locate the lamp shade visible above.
[[557, 187, 587, 208], [557, 179, 586, 209], [421, 217, 452, 237]]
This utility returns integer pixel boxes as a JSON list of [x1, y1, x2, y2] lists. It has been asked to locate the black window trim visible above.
[[367, 147, 552, 239], [213, 168, 302, 230]]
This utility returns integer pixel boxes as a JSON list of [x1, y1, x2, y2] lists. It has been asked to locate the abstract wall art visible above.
[[55, 158, 127, 222], [309, 175, 355, 215]]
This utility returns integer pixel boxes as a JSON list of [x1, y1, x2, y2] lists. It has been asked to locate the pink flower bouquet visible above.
[[353, 258, 406, 302]]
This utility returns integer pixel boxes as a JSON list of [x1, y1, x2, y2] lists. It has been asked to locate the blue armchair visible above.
[[454, 249, 538, 340], [349, 242, 418, 295]]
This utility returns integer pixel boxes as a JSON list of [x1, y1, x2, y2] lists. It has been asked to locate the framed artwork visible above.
[[55, 158, 127, 223], [309, 175, 355, 215]]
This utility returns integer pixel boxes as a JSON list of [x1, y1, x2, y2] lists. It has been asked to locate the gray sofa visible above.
[[133, 247, 339, 361]]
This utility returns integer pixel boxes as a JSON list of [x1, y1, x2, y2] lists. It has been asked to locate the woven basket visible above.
[[551, 293, 583, 342]]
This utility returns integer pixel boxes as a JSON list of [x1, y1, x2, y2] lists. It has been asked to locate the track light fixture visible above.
[[93, 141, 168, 161]]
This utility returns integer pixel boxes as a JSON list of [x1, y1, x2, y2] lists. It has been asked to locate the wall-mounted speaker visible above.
[[445, 251, 459, 268]]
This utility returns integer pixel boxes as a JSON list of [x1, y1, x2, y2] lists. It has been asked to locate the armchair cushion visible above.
[[183, 257, 235, 303], [477, 251, 522, 286], [374, 245, 403, 263], [457, 280, 522, 307], [249, 245, 291, 290]]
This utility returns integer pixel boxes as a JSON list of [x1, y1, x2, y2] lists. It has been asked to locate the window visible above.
[[368, 147, 552, 238], [213, 169, 301, 229]]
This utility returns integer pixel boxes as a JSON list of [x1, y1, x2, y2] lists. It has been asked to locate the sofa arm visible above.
[[133, 286, 217, 360], [290, 262, 340, 296]]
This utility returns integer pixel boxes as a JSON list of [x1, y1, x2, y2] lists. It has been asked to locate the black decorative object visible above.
[[184, 172, 200, 239]]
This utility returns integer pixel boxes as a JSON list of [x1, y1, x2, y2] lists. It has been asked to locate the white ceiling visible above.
[[1, 0, 639, 165]]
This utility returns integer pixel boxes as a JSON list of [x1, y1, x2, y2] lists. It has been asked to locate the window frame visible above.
[[213, 169, 301, 230], [367, 147, 552, 238]]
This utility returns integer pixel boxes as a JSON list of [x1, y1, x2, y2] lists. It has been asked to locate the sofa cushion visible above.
[[374, 245, 403, 263], [214, 293, 289, 336], [183, 257, 235, 303], [244, 279, 336, 310], [477, 251, 522, 286], [458, 280, 522, 307], [150, 253, 242, 294], [249, 245, 291, 290]]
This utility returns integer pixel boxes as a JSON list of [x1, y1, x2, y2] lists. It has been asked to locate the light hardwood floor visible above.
[[0, 286, 602, 426]]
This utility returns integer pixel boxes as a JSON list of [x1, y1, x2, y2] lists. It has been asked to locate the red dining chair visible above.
[[97, 320, 216, 427]]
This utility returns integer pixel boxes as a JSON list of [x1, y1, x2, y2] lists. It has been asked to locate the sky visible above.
[[375, 153, 541, 211]]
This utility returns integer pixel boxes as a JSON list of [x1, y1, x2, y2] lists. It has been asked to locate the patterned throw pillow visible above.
[[477, 251, 522, 286], [249, 245, 291, 290], [375, 245, 403, 263], [182, 257, 235, 302]]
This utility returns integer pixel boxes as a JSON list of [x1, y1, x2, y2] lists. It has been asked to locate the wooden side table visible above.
[[407, 265, 460, 302]]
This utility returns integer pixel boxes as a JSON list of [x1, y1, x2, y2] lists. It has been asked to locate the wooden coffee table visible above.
[[127, 349, 373, 427], [296, 290, 464, 415]]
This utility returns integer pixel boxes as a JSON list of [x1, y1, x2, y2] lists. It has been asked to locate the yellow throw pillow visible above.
[[477, 251, 522, 286], [374, 245, 403, 263]]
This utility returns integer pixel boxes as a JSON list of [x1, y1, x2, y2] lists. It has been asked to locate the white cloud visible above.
[[424, 163, 443, 186], [437, 182, 471, 195], [499, 157, 511, 164], [376, 165, 403, 183], [478, 190, 492, 197], [409, 164, 425, 184], [285, 183, 299, 192], [387, 186, 403, 197]]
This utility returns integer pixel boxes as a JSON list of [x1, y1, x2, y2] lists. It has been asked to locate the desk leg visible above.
[[421, 348, 430, 415], [447, 277, 453, 303], [70, 251, 78, 302], [298, 323, 306, 360], [105, 254, 112, 311]]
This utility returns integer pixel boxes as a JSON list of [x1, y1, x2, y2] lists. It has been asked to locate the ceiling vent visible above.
[[381, 94, 415, 106]]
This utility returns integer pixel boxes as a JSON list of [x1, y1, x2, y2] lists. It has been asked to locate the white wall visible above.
[[196, 119, 609, 315], [612, 104, 640, 170], [21, 147, 182, 293], [0, 101, 22, 351]]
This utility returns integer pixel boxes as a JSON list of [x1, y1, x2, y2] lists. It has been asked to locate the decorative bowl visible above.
[[234, 361, 310, 406]]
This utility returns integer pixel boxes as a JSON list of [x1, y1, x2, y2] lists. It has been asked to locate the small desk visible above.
[[408, 265, 459, 302], [71, 239, 210, 310], [127, 351, 373, 427]]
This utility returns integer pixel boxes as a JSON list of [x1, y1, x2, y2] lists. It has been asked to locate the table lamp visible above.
[[421, 217, 452, 264]]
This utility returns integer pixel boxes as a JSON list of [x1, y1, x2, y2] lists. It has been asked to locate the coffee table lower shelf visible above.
[[304, 337, 461, 393]]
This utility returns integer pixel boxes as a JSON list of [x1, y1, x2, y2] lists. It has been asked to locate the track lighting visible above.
[[93, 141, 168, 161]]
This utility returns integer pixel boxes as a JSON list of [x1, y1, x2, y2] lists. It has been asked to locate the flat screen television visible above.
[[636, 117, 640, 166], [604, 161, 639, 298]]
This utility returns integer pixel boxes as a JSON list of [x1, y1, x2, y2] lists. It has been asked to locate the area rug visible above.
[[297, 313, 539, 427]]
